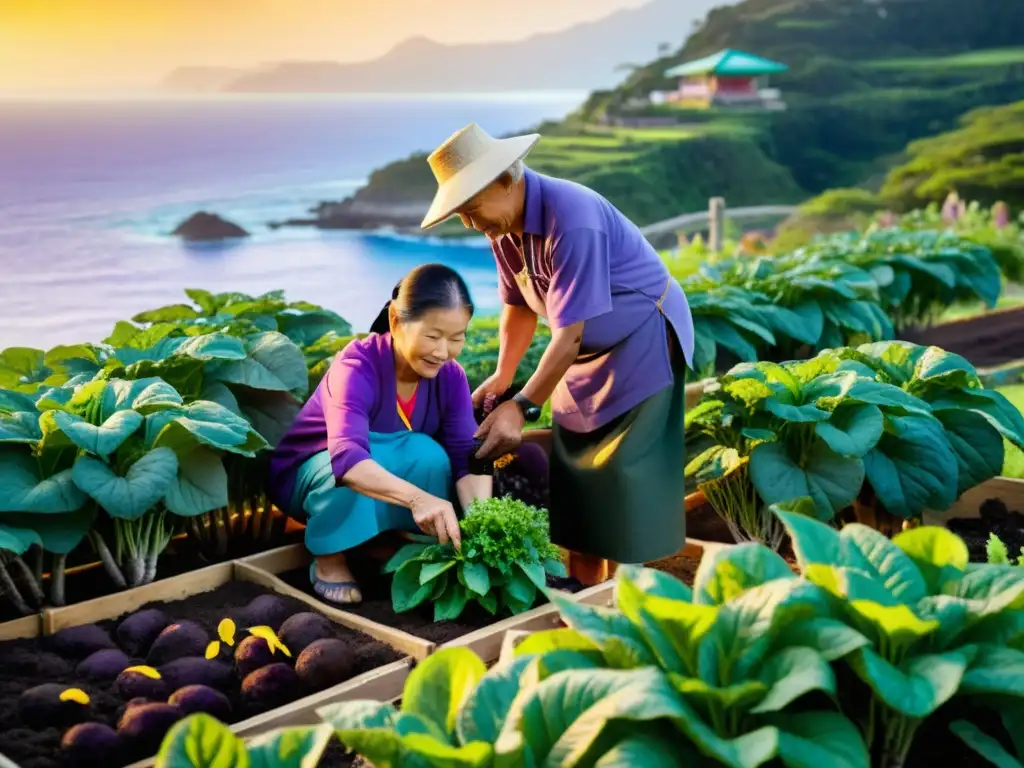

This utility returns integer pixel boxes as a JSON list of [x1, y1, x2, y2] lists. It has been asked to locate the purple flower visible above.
[[942, 192, 964, 224], [993, 201, 1010, 229]]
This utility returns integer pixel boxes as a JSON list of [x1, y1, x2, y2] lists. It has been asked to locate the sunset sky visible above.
[[0, 0, 649, 92]]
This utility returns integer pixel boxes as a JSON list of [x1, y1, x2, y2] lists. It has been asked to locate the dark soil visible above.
[[946, 498, 1024, 563], [685, 502, 737, 545], [0, 580, 401, 768], [901, 305, 1024, 369], [282, 550, 585, 645], [318, 741, 358, 767]]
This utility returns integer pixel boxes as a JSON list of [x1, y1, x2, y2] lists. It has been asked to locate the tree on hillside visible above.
[[881, 100, 1024, 210]]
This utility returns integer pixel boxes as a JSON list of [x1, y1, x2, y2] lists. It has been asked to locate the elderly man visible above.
[[420, 123, 695, 582]]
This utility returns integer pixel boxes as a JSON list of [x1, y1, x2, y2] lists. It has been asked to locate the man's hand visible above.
[[471, 371, 513, 409], [474, 400, 524, 459]]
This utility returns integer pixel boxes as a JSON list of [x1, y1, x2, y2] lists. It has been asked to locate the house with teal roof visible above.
[[661, 49, 788, 110]]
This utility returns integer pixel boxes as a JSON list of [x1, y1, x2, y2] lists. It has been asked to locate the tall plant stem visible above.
[[90, 531, 127, 590], [49, 554, 67, 606], [702, 461, 785, 550], [0, 560, 32, 616], [10, 555, 44, 606]]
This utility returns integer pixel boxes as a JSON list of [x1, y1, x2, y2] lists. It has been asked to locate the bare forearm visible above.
[[342, 460, 428, 507], [520, 323, 583, 405], [497, 304, 538, 383], [456, 474, 492, 511]]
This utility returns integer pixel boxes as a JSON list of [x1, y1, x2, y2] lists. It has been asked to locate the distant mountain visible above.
[[161, 66, 250, 93], [158, 0, 729, 93]]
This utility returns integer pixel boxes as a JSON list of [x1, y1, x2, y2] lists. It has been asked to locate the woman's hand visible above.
[[410, 493, 462, 549], [471, 371, 513, 409], [475, 400, 525, 459]]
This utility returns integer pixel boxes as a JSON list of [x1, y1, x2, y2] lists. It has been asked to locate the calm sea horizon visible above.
[[0, 92, 585, 350]]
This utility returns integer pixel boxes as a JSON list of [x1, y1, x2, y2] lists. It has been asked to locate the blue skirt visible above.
[[285, 431, 452, 556]]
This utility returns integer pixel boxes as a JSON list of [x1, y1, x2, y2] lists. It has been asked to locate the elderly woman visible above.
[[419, 123, 695, 583], [267, 263, 492, 605]]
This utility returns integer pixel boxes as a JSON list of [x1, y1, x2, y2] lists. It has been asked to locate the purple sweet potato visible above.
[[46, 623, 117, 660], [238, 594, 293, 631], [76, 648, 134, 682], [234, 635, 276, 680], [278, 612, 333, 655], [114, 667, 170, 701], [168, 685, 232, 720], [117, 702, 184, 759], [158, 657, 233, 691], [146, 621, 209, 666], [294, 638, 353, 692], [240, 662, 299, 710], [19, 684, 92, 729], [116, 608, 172, 657], [60, 722, 120, 765]]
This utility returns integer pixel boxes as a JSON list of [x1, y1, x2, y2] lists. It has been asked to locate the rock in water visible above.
[[172, 211, 249, 242]]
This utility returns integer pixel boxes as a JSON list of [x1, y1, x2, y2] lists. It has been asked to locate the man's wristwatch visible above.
[[511, 392, 543, 423]]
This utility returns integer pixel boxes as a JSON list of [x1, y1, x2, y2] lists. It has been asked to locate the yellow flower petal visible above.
[[205, 640, 221, 660], [248, 626, 292, 658], [124, 665, 162, 679], [217, 618, 236, 646], [59, 688, 90, 705]]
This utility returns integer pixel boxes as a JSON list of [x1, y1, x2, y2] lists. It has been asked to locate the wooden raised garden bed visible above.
[[0, 560, 412, 768], [241, 544, 602, 664], [925, 475, 1024, 562]]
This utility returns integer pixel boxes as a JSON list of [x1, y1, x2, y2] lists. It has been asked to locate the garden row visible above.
[[0, 519, 617, 768], [147, 514, 1024, 767]]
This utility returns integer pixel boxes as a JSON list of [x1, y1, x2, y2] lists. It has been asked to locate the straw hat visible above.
[[420, 123, 540, 229]]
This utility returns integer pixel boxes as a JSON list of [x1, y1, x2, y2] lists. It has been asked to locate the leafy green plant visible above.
[[320, 645, 702, 767], [156, 712, 333, 767], [686, 342, 1024, 545], [383, 497, 566, 621], [777, 509, 1024, 768], [985, 532, 1024, 565], [685, 351, 930, 547], [0, 375, 267, 600]]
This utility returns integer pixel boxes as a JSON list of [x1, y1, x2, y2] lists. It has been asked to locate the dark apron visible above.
[[507, 234, 686, 563]]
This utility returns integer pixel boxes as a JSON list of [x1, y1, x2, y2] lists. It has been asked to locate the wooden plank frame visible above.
[[29, 560, 417, 768], [238, 544, 434, 660], [243, 544, 640, 665], [923, 476, 1024, 526]]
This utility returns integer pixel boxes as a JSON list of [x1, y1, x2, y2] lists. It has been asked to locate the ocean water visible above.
[[0, 93, 584, 350]]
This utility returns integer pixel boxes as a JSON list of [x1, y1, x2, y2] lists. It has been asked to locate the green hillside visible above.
[[351, 0, 1024, 227]]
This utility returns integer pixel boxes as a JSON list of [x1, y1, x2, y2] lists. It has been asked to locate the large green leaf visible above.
[[0, 412, 42, 444], [457, 655, 534, 745], [772, 711, 870, 768], [949, 720, 1023, 768], [0, 347, 51, 391], [750, 440, 864, 520], [49, 409, 143, 457], [847, 648, 966, 718], [0, 521, 41, 555], [206, 332, 308, 395], [863, 415, 958, 518], [147, 401, 268, 457], [100, 378, 184, 419], [403, 648, 487, 737], [71, 447, 179, 520], [751, 646, 835, 714], [0, 450, 86, 513], [936, 410, 1006, 495], [247, 724, 335, 768], [548, 592, 658, 669], [163, 447, 229, 517], [814, 404, 883, 458], [891, 526, 969, 594], [692, 542, 795, 606], [155, 714, 250, 768]]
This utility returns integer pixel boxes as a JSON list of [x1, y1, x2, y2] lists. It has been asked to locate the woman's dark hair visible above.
[[369, 263, 474, 335]]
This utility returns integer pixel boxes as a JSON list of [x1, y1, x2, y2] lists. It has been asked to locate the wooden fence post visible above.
[[708, 197, 725, 253]]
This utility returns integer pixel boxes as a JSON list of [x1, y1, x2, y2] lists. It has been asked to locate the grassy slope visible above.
[[353, 0, 1024, 228]]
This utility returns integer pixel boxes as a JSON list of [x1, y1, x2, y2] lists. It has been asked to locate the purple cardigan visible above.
[[267, 333, 478, 507]]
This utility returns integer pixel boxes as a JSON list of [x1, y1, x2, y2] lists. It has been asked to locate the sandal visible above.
[[308, 563, 362, 605]]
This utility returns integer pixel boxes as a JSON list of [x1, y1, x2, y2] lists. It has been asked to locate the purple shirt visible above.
[[267, 333, 478, 506], [492, 168, 695, 432]]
